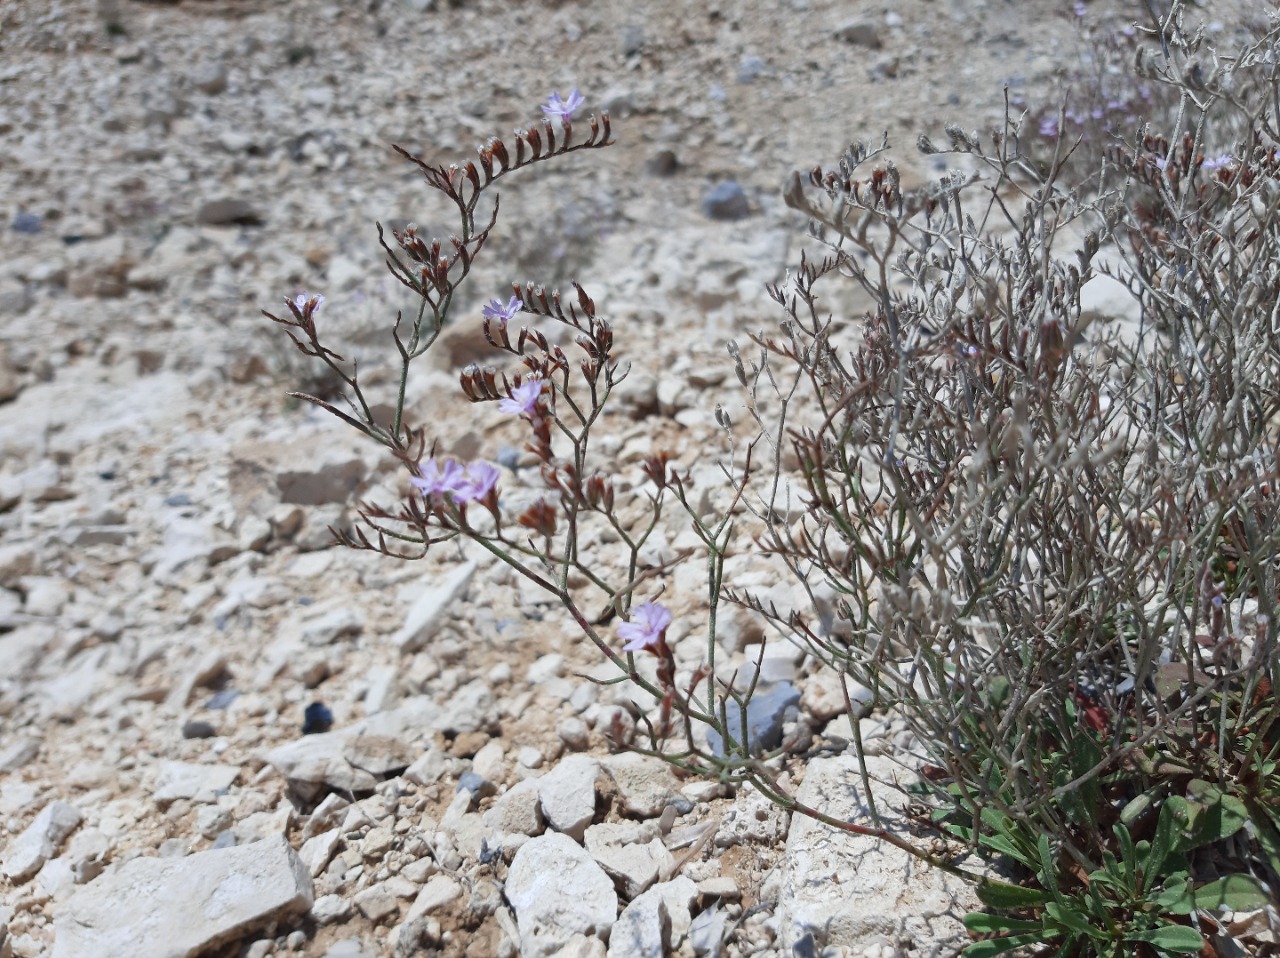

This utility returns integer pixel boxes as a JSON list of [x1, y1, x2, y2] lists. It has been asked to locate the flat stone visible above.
[[776, 755, 977, 952], [353, 883, 399, 924], [392, 562, 476, 652], [195, 198, 263, 226], [298, 828, 341, 877], [266, 732, 379, 800], [536, 754, 600, 841], [0, 737, 40, 771], [0, 543, 36, 587], [688, 902, 729, 956], [506, 833, 617, 958], [403, 747, 450, 788], [2, 800, 83, 883], [435, 679, 495, 735], [696, 876, 740, 901], [300, 793, 349, 841], [607, 876, 698, 958], [311, 894, 352, 925], [584, 822, 674, 899], [53, 836, 313, 958], [601, 752, 681, 818], [301, 607, 364, 645], [705, 681, 800, 757], [266, 698, 438, 799], [701, 181, 751, 221], [343, 734, 416, 777], [405, 874, 463, 923], [608, 889, 669, 958], [482, 779, 544, 838], [153, 761, 240, 806]]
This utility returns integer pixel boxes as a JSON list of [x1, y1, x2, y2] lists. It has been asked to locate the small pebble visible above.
[[701, 181, 751, 221], [303, 701, 334, 735], [556, 717, 590, 751], [181, 719, 217, 739]]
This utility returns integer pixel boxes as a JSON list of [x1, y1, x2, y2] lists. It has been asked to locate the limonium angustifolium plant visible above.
[[264, 88, 984, 887], [267, 6, 1280, 950]]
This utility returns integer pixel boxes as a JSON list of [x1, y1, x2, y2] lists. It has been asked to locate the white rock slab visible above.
[[392, 561, 476, 651], [584, 822, 674, 899], [506, 833, 617, 958], [405, 874, 463, 923], [152, 761, 240, 806], [266, 697, 439, 799], [53, 836, 314, 958], [483, 779, 544, 837], [600, 752, 681, 818], [608, 875, 697, 958], [298, 828, 341, 878], [536, 754, 600, 841], [776, 755, 978, 952], [1, 800, 83, 883]]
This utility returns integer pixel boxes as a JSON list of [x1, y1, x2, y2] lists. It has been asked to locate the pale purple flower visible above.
[[619, 600, 673, 653], [452, 462, 500, 504], [541, 89, 584, 122], [1039, 116, 1059, 138], [1072, 1, 1086, 16], [483, 296, 522, 327], [499, 378, 544, 417], [410, 457, 465, 498], [1201, 153, 1235, 170], [291, 291, 325, 314], [1153, 156, 1168, 171]]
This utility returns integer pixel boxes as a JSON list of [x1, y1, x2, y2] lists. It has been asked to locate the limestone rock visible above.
[[266, 732, 379, 800], [2, 800, 83, 883], [483, 779, 544, 838], [706, 681, 800, 756], [608, 891, 668, 958], [266, 698, 438, 799], [298, 828, 341, 878], [405, 874, 463, 923], [53, 836, 313, 958], [505, 833, 617, 958], [584, 822, 675, 899], [776, 755, 977, 952], [353, 882, 399, 923], [311, 894, 352, 925], [392, 561, 476, 652], [601, 752, 681, 818], [536, 754, 600, 841], [152, 761, 240, 807], [195, 198, 263, 226], [701, 181, 751, 221]]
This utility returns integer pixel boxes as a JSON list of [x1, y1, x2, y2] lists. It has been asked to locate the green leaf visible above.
[[1192, 874, 1273, 912], [1183, 780, 1248, 848], [1044, 901, 1103, 940], [964, 912, 1044, 935], [1147, 796, 1187, 888], [1151, 874, 1194, 914], [1125, 923, 1204, 953], [1246, 803, 1280, 876], [962, 933, 1050, 958], [976, 879, 1049, 910]]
